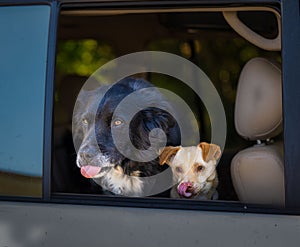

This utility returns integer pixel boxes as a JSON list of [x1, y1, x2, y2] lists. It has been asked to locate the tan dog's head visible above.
[[159, 142, 221, 198]]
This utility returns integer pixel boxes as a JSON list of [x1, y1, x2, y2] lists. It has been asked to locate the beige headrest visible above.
[[235, 58, 282, 140], [231, 142, 285, 206]]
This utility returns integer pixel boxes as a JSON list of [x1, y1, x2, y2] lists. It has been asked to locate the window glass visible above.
[[0, 5, 50, 197]]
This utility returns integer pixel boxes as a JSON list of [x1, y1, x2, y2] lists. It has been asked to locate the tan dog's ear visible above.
[[159, 146, 180, 165], [199, 142, 221, 162]]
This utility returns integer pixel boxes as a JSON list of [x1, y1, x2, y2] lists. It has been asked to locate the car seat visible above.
[[231, 57, 284, 207]]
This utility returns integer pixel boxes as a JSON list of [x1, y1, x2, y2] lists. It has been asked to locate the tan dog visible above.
[[159, 142, 221, 200]]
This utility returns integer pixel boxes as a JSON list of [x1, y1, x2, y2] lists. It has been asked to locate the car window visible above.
[[53, 8, 283, 207], [0, 5, 50, 197]]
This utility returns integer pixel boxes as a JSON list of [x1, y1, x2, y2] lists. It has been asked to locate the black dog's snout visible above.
[[79, 142, 99, 161], [79, 152, 94, 161], [77, 151, 95, 168], [77, 132, 103, 167]]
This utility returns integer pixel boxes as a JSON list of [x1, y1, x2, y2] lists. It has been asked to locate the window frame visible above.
[[281, 0, 300, 209], [2, 0, 300, 215]]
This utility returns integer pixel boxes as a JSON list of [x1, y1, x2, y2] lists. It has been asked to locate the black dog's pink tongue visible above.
[[178, 182, 193, 198], [80, 166, 101, 178]]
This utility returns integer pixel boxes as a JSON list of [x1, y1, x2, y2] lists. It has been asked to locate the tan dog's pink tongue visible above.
[[178, 182, 193, 198], [80, 166, 101, 178]]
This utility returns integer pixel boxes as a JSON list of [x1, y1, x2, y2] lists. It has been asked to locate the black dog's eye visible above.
[[82, 118, 88, 126], [113, 119, 123, 127]]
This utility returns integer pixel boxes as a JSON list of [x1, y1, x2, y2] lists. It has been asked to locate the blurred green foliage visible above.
[[56, 39, 115, 76]]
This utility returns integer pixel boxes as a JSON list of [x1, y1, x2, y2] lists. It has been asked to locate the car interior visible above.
[[52, 6, 283, 206]]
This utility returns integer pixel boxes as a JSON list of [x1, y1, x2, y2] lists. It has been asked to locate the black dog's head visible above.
[[74, 77, 180, 196]]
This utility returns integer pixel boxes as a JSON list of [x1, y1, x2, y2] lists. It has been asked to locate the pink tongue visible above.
[[178, 182, 193, 198], [80, 166, 101, 178]]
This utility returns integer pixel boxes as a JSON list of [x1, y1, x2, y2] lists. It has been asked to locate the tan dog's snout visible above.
[[159, 142, 221, 199]]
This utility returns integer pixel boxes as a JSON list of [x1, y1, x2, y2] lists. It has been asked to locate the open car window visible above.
[[52, 4, 284, 209]]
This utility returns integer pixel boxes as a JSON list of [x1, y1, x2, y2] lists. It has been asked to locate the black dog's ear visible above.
[[140, 108, 179, 144], [129, 107, 180, 150], [141, 108, 177, 131]]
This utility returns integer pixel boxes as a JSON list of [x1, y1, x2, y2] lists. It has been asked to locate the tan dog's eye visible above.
[[175, 167, 183, 173], [196, 165, 204, 172]]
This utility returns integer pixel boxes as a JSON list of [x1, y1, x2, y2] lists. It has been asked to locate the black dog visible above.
[[73, 78, 180, 196]]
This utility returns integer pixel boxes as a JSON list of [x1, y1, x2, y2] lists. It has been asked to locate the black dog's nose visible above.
[[80, 152, 94, 160]]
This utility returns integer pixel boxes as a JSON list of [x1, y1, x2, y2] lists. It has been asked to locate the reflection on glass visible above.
[[0, 5, 50, 197]]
